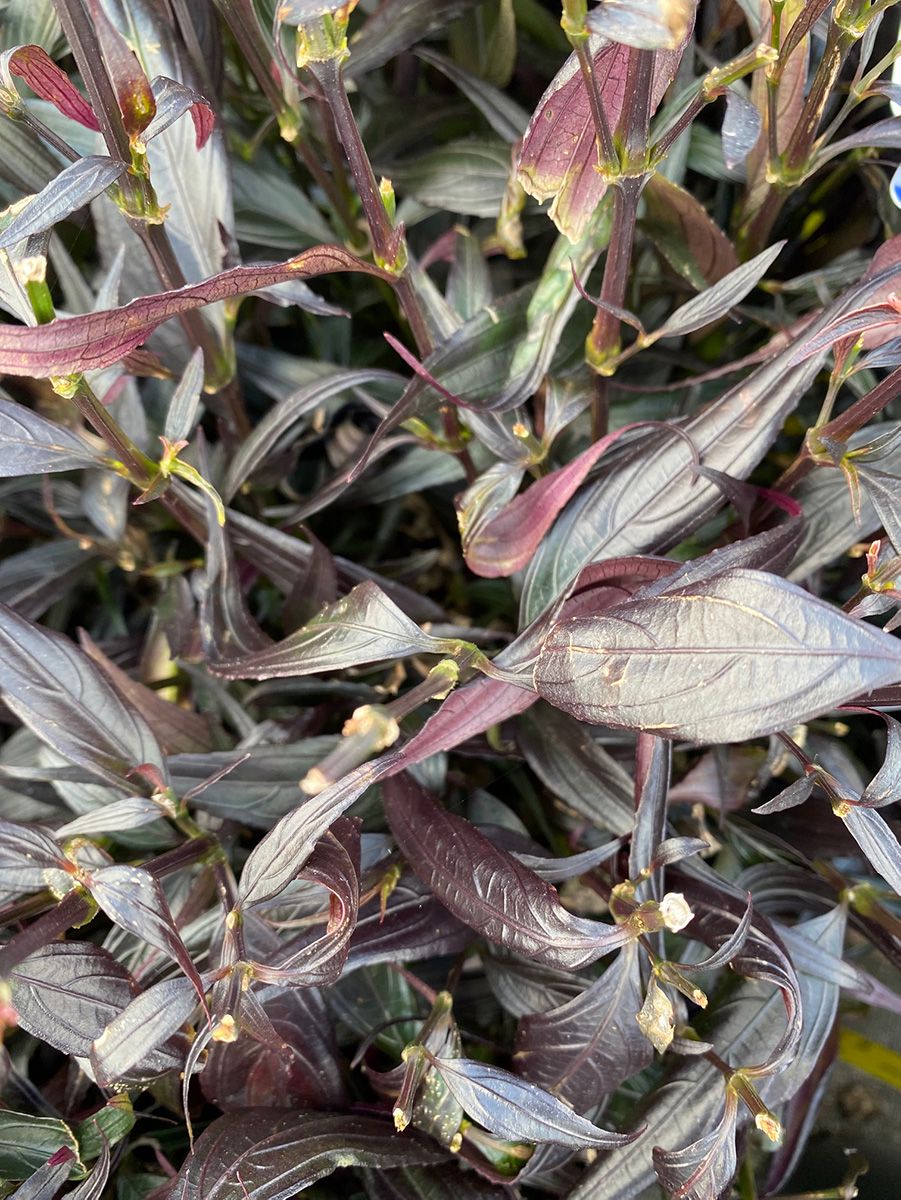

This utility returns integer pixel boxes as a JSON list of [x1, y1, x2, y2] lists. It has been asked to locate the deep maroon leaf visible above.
[[84, 0, 156, 138], [210, 581, 458, 678], [517, 39, 685, 240], [516, 941, 652, 1111], [0, 248, 390, 377], [643, 174, 739, 287], [0, 604, 167, 788], [91, 974, 197, 1085], [652, 1089, 739, 1200], [8, 943, 133, 1057], [202, 986, 345, 1110], [83, 865, 206, 1001], [78, 629, 211, 755], [534, 568, 901, 743], [252, 818, 360, 986], [169, 1110, 447, 1200], [1, 44, 99, 130], [347, 874, 470, 970], [428, 1056, 641, 1149], [383, 773, 631, 969]]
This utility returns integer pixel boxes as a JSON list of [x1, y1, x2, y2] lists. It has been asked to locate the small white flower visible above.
[[659, 892, 694, 933]]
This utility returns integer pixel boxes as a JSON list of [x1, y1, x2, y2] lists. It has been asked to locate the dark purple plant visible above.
[[0, 2, 899, 1198]]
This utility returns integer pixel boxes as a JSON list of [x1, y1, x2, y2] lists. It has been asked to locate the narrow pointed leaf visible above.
[[210, 582, 458, 679], [1, 44, 99, 130], [0, 157, 127, 250], [0, 604, 166, 787], [860, 714, 901, 806], [383, 773, 631, 969], [516, 941, 652, 1111], [0, 396, 103, 475], [91, 974, 198, 1085], [169, 1110, 447, 1200], [164, 347, 204, 441], [839, 804, 901, 894], [652, 1091, 739, 1200], [0, 248, 390, 377], [651, 242, 784, 342], [429, 1057, 640, 1148], [84, 864, 205, 1000], [144, 76, 215, 149]]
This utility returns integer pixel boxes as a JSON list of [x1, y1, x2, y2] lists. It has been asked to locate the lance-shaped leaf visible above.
[[860, 714, 901, 807], [643, 174, 739, 287], [383, 773, 631, 969], [0, 395, 103, 475], [464, 421, 640, 576], [237, 754, 395, 908], [0, 603, 167, 788], [648, 242, 783, 341], [519, 255, 901, 623], [169, 1110, 447, 1200], [838, 803, 901, 895], [83, 864, 205, 1001], [252, 819, 361, 987], [6, 1146, 77, 1200], [202, 986, 345, 1111], [223, 368, 401, 501], [427, 1057, 640, 1149], [0, 43, 99, 130], [533, 568, 901, 743], [0, 247, 390, 377], [163, 347, 204, 443], [652, 1088, 739, 1200], [91, 974, 198, 1085], [0, 818, 70, 895], [346, 877, 470, 971], [8, 943, 133, 1058], [144, 76, 214, 149], [210, 581, 459, 678], [0, 157, 127, 250], [587, 0, 697, 51], [516, 37, 686, 241], [515, 941, 652, 1111]]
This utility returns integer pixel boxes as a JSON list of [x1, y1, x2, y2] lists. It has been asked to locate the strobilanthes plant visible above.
[[0, 1, 899, 1197]]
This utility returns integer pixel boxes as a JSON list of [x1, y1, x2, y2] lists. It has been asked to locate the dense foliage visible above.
[[0, 1, 900, 1197]]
